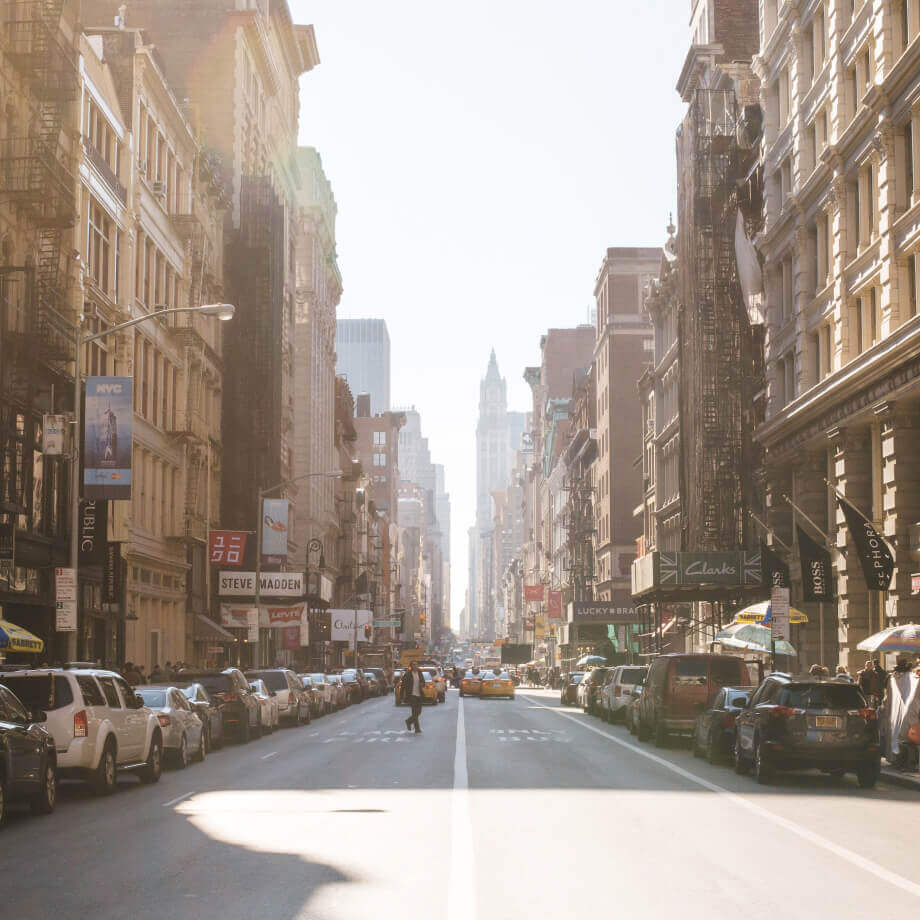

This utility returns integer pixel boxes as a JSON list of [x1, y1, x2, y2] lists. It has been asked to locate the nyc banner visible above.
[[84, 377, 132, 500]]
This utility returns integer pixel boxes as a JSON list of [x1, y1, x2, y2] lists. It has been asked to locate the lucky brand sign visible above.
[[84, 377, 133, 500]]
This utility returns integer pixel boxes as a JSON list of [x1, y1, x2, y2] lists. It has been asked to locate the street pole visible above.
[[254, 486, 263, 668], [68, 317, 83, 660]]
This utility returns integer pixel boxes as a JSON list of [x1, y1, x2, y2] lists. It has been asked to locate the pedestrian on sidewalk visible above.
[[400, 661, 424, 734]]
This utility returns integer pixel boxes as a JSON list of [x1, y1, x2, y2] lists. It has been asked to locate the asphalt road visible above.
[[4, 688, 920, 919]]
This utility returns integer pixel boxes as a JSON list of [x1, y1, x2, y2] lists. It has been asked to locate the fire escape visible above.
[[1, 0, 78, 364]]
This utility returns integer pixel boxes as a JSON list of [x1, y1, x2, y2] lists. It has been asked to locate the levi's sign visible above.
[[218, 571, 304, 597]]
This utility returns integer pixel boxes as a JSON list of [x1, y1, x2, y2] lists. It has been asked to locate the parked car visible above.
[[560, 672, 584, 706], [297, 675, 321, 718], [248, 679, 280, 733], [601, 666, 648, 723], [637, 654, 752, 746], [0, 683, 57, 825], [1, 668, 163, 794], [364, 673, 382, 697], [341, 669, 364, 705], [178, 682, 224, 752], [302, 674, 333, 715], [136, 686, 206, 768], [176, 668, 261, 743], [625, 681, 647, 735], [325, 674, 347, 709], [733, 675, 881, 787], [459, 670, 482, 698], [692, 686, 753, 763], [364, 667, 390, 695], [245, 669, 310, 725], [579, 667, 610, 715]]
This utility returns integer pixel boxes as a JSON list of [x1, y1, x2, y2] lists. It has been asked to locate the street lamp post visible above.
[[254, 471, 341, 667], [69, 303, 235, 656]]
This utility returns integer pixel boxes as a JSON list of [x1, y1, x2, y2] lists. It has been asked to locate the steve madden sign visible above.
[[218, 571, 304, 597]]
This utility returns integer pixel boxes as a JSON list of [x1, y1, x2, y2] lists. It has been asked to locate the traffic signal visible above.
[[420, 613, 426, 625], [364, 624, 371, 639]]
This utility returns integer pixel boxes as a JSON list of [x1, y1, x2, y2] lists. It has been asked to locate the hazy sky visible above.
[[292, 0, 689, 628]]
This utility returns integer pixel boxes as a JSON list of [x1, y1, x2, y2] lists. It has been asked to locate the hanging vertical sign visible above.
[[837, 496, 895, 591], [103, 542, 123, 605], [761, 541, 790, 588], [84, 377, 133, 500], [796, 525, 835, 602], [299, 608, 310, 647], [261, 498, 289, 564], [78, 500, 108, 565]]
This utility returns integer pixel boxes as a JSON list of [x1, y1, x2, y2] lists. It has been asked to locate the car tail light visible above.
[[858, 708, 878, 721], [615, 687, 622, 696], [721, 713, 736, 728], [770, 706, 796, 719], [74, 709, 88, 738], [157, 714, 171, 728]]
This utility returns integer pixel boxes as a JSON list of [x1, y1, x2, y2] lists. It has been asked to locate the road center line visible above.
[[527, 695, 920, 899], [448, 695, 475, 920], [161, 791, 195, 808], [261, 751, 279, 760]]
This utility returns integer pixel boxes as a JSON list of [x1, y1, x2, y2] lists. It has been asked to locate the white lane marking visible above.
[[161, 791, 196, 808], [529, 696, 920, 899], [448, 695, 475, 920], [261, 751, 279, 760]]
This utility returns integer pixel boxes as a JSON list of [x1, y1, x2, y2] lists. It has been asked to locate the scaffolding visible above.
[[678, 89, 760, 553]]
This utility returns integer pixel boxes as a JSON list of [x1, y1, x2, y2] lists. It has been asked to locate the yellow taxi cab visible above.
[[421, 666, 447, 703], [394, 669, 438, 706], [459, 669, 482, 697], [479, 670, 515, 700]]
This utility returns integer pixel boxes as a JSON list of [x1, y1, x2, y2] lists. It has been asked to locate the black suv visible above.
[[733, 674, 881, 787], [581, 667, 610, 715], [175, 668, 260, 743]]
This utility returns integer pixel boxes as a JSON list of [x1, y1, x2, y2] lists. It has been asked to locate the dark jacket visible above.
[[400, 668, 425, 699]]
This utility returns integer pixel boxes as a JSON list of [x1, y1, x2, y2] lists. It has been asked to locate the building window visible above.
[[909, 254, 919, 317], [373, 452, 386, 467], [86, 199, 111, 293], [373, 431, 386, 445]]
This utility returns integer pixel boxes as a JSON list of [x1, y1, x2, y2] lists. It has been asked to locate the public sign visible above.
[[209, 530, 247, 567], [373, 619, 401, 628], [42, 414, 67, 455], [524, 585, 544, 602], [218, 571, 304, 597], [84, 377, 133, 500], [79, 500, 107, 566], [796, 525, 834, 602], [770, 586, 791, 641], [837, 496, 894, 591], [330, 609, 373, 647], [55, 567, 77, 632], [261, 498, 289, 564]]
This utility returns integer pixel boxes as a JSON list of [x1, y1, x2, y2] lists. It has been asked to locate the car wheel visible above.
[[653, 717, 668, 748], [139, 735, 162, 784], [240, 717, 251, 744], [637, 717, 650, 742], [733, 738, 750, 775], [753, 740, 772, 785], [196, 730, 207, 763], [176, 734, 190, 770], [93, 740, 118, 795], [857, 762, 879, 789], [31, 759, 56, 816]]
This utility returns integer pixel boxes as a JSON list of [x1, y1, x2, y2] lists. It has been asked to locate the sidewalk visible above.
[[880, 764, 920, 791]]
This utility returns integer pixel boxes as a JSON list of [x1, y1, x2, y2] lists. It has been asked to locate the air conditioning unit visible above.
[[151, 181, 166, 198]]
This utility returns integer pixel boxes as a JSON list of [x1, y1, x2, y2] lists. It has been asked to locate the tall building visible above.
[[757, 0, 920, 668], [336, 318, 391, 414]]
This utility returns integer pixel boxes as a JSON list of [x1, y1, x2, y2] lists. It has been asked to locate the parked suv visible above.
[[601, 666, 648, 723], [638, 654, 752, 746], [245, 669, 310, 725], [1, 668, 163, 794], [176, 668, 260, 742], [733, 674, 881, 787], [579, 667, 610, 715]]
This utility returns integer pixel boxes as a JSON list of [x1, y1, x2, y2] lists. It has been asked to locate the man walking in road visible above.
[[400, 661, 424, 734]]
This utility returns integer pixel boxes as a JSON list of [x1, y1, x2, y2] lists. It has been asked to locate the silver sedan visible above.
[[136, 685, 205, 768]]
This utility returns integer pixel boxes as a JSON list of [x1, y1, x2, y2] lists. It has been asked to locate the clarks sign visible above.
[[632, 551, 763, 596]]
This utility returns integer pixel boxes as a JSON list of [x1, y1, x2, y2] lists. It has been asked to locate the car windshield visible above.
[[310, 674, 325, 683], [1, 675, 74, 710], [464, 671, 479, 679], [569, 674, 583, 684], [249, 671, 288, 691], [619, 668, 646, 685], [137, 689, 168, 707], [779, 684, 865, 710], [194, 676, 231, 695]]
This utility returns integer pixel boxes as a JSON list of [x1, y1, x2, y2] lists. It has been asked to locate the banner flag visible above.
[[84, 377, 132, 500], [261, 498, 289, 563], [796, 525, 834, 602], [837, 496, 894, 591], [761, 541, 790, 588]]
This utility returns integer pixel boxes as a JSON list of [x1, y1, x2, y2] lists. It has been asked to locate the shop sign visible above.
[[209, 531, 247, 567], [79, 500, 107, 566], [569, 592, 641, 624], [524, 585, 544, 602], [547, 590, 563, 619], [218, 571, 304, 597], [103, 543, 122, 605], [330, 609, 373, 647]]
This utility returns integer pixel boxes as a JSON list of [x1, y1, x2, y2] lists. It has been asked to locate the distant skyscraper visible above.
[[507, 411, 526, 453], [335, 318, 391, 414]]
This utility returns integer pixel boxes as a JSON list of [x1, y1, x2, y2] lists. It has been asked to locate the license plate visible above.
[[816, 715, 842, 729]]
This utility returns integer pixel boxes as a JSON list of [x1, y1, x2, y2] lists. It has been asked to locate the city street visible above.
[[2, 688, 920, 918]]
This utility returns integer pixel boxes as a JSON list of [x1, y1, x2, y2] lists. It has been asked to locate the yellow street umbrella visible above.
[[0, 618, 44, 654], [734, 600, 808, 625]]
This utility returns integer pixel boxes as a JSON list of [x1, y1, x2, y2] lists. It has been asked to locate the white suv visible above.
[[2, 669, 164, 794], [245, 669, 310, 725]]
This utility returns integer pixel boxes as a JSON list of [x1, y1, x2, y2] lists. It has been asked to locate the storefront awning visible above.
[[195, 614, 235, 642], [0, 618, 44, 653]]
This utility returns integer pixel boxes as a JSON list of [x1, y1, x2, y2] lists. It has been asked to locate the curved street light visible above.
[[67, 303, 235, 657]]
